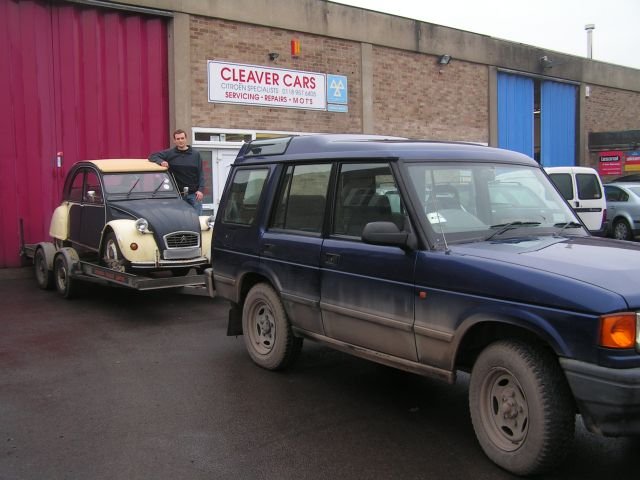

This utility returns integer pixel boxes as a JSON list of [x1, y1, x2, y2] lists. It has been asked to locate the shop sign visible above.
[[208, 61, 327, 110], [598, 150, 623, 176], [327, 74, 348, 112], [624, 150, 640, 171]]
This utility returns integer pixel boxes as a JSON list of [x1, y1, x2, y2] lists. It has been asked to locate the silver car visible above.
[[604, 182, 640, 240]]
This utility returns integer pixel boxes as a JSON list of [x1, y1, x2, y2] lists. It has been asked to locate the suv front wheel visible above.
[[469, 339, 575, 475], [242, 283, 303, 370]]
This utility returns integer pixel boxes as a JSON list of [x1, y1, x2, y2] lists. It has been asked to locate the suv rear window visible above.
[[271, 164, 331, 233], [222, 168, 268, 225]]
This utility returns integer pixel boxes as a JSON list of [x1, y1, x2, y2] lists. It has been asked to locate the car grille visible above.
[[164, 231, 200, 249]]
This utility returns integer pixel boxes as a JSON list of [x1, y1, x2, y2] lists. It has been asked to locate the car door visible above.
[[320, 162, 418, 361], [67, 169, 85, 244], [548, 169, 605, 232], [260, 163, 332, 334], [79, 168, 105, 250], [213, 166, 271, 302], [574, 171, 606, 231]]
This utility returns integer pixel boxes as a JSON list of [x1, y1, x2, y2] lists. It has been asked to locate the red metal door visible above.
[[0, 0, 168, 267]]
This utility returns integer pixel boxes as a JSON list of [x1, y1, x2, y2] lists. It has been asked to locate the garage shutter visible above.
[[541, 81, 577, 167], [497, 72, 534, 157], [0, 0, 168, 267]]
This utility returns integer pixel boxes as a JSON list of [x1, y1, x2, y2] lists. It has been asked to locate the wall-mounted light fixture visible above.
[[268, 52, 279, 61], [438, 54, 452, 65], [539, 55, 553, 69]]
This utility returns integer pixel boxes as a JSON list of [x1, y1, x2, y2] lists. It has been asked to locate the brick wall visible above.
[[372, 47, 489, 142], [189, 16, 489, 139], [585, 85, 640, 133], [190, 16, 362, 133], [583, 85, 640, 170]]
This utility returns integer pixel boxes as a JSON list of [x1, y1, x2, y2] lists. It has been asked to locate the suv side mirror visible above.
[[362, 221, 409, 248]]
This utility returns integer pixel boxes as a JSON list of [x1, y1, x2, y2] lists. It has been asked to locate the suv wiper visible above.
[[484, 221, 541, 241], [553, 221, 584, 236]]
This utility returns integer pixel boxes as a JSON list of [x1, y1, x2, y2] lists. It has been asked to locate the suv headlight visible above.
[[135, 218, 150, 233], [207, 215, 215, 229]]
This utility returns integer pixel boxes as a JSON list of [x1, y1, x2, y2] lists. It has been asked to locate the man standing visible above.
[[149, 129, 205, 215]]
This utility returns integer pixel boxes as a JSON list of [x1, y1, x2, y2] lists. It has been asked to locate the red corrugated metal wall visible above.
[[0, 0, 168, 267]]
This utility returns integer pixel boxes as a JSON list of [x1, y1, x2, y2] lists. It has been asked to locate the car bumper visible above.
[[560, 358, 640, 436], [131, 257, 210, 269], [589, 221, 609, 237]]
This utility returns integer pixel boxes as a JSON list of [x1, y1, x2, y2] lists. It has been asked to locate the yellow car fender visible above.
[[199, 216, 214, 262], [103, 220, 159, 262], [49, 203, 71, 240]]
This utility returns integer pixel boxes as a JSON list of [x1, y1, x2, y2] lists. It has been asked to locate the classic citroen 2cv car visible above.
[[30, 159, 214, 297]]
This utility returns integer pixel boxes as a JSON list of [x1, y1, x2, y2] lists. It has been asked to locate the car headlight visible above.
[[135, 218, 149, 233], [207, 215, 215, 229]]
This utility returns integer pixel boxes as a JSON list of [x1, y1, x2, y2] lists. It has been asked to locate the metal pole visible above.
[[585, 24, 595, 59]]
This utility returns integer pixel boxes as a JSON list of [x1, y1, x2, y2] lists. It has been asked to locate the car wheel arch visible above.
[[237, 270, 281, 306], [612, 216, 633, 239], [451, 314, 570, 373]]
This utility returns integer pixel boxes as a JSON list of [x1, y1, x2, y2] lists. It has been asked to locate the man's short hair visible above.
[[173, 129, 187, 138]]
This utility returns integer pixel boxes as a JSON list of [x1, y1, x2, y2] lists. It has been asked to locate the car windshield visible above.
[[405, 162, 586, 244], [102, 172, 178, 198]]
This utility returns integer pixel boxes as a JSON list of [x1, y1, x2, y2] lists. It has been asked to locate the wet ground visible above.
[[1, 267, 637, 479]]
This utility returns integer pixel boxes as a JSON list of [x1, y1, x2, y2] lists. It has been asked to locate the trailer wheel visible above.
[[54, 253, 78, 299], [34, 248, 54, 290], [102, 232, 130, 272]]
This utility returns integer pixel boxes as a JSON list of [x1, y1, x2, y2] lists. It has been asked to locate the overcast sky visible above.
[[330, 0, 640, 70]]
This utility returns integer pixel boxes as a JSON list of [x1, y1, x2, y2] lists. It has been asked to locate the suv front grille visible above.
[[164, 231, 200, 249]]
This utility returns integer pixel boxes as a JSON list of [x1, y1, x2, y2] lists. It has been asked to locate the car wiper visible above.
[[152, 179, 171, 196], [484, 221, 541, 241], [126, 178, 140, 197], [553, 221, 584, 236]]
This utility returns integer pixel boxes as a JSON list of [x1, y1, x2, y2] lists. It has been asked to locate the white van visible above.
[[545, 166, 607, 235]]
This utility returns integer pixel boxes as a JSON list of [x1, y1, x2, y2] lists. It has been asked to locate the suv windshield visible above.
[[103, 172, 178, 198], [406, 162, 584, 244]]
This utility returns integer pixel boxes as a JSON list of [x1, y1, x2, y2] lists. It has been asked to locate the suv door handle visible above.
[[323, 253, 341, 266]]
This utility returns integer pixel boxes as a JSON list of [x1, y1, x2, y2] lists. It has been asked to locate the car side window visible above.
[[68, 170, 84, 203], [576, 173, 602, 200], [548, 173, 574, 201], [222, 168, 268, 225], [84, 170, 103, 204], [270, 163, 331, 234], [333, 162, 403, 238]]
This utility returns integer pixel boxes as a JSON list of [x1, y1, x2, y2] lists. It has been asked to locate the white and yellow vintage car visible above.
[[36, 159, 213, 289]]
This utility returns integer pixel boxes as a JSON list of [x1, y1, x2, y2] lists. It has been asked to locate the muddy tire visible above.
[[34, 247, 54, 290], [53, 253, 78, 299], [102, 232, 130, 272], [469, 340, 575, 476], [242, 283, 303, 370]]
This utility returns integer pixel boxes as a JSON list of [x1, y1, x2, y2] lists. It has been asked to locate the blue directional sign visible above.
[[327, 74, 348, 105]]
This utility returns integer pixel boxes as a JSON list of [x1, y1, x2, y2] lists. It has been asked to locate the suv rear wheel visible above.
[[242, 283, 303, 370], [469, 339, 575, 475]]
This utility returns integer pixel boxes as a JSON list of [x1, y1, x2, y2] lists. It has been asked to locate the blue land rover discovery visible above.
[[210, 134, 640, 476]]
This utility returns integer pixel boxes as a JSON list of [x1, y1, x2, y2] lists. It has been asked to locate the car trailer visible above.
[[22, 241, 210, 299]]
